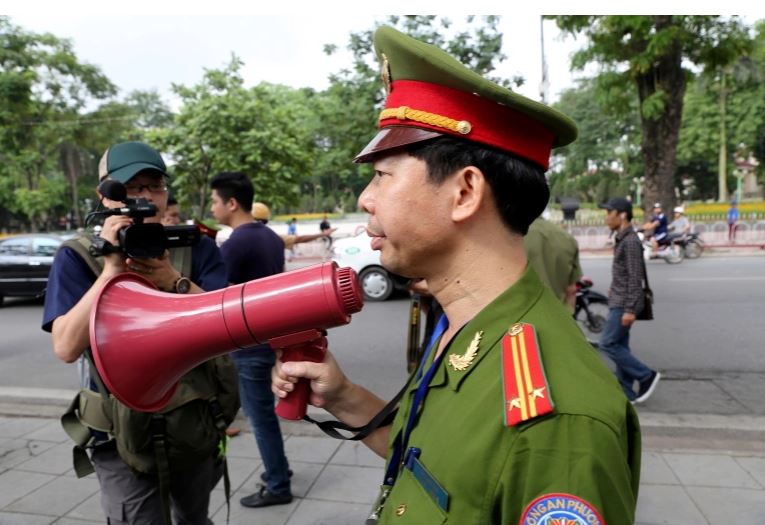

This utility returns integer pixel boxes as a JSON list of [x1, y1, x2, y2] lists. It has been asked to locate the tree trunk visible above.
[[60, 143, 84, 228], [636, 16, 685, 217], [717, 72, 729, 203]]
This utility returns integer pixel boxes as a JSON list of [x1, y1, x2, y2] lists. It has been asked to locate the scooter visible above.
[[671, 231, 704, 259], [573, 277, 609, 334], [637, 231, 684, 264]]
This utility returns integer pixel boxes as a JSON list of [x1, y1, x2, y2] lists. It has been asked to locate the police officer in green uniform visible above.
[[525, 217, 583, 311], [272, 26, 640, 524]]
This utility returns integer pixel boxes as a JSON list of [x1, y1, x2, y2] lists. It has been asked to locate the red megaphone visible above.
[[89, 262, 363, 417]]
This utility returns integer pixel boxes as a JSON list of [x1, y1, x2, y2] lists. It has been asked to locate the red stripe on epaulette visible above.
[[501, 323, 553, 427]]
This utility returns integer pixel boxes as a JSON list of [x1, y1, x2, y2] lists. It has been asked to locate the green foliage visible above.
[[550, 78, 642, 203], [677, 21, 765, 199], [4, 15, 761, 231], [151, 58, 315, 217], [12, 175, 67, 228], [0, 16, 117, 230], [550, 15, 754, 211]]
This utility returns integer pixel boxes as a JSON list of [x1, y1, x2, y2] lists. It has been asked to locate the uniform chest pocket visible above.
[[382, 467, 447, 524]]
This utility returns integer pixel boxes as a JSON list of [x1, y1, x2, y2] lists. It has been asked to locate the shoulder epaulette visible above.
[[501, 322, 554, 426]]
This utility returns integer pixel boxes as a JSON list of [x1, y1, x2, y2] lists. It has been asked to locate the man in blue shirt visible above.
[[42, 141, 228, 524], [210, 171, 293, 508], [727, 200, 740, 241], [642, 202, 668, 254]]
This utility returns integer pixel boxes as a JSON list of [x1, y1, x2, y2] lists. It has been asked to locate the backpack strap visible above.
[[61, 392, 97, 478], [61, 349, 116, 478], [206, 366, 233, 522], [150, 415, 173, 525], [60, 235, 104, 277]]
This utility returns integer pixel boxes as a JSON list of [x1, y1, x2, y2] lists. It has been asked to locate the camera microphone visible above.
[[98, 179, 128, 202]]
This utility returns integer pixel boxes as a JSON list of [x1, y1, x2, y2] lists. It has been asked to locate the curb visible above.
[[2, 387, 764, 435]]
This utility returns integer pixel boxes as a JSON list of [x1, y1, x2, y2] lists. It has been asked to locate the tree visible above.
[[150, 58, 316, 217], [551, 78, 642, 203], [0, 16, 116, 230], [551, 16, 752, 212], [677, 59, 763, 201]]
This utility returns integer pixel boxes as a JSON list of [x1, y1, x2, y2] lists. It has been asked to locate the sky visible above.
[[7, 11, 587, 109], [7, 6, 765, 112]]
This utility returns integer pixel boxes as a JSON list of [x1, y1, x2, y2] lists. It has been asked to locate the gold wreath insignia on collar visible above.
[[449, 330, 483, 371]]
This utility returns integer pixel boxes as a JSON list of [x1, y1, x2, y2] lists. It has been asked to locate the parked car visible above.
[[0, 233, 64, 306], [331, 230, 410, 301]]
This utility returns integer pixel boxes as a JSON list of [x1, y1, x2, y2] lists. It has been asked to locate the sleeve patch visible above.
[[519, 493, 604, 525]]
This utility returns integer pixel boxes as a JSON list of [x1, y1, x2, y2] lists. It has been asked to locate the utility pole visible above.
[[539, 16, 549, 104]]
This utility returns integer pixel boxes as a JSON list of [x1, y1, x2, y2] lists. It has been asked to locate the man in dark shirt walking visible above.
[[210, 172, 293, 508], [599, 198, 660, 403]]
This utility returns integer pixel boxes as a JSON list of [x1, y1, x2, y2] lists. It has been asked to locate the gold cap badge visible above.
[[380, 53, 392, 95]]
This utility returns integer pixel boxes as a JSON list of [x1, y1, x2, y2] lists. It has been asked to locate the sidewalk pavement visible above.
[[2, 371, 765, 525]]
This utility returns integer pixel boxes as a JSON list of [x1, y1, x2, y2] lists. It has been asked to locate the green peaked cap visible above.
[[355, 26, 577, 166], [375, 25, 577, 147]]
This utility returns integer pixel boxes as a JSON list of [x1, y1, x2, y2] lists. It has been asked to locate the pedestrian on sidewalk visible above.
[[210, 172, 294, 508], [599, 197, 661, 403], [286, 217, 298, 260], [251, 203, 336, 251], [727, 200, 739, 242], [273, 26, 640, 525]]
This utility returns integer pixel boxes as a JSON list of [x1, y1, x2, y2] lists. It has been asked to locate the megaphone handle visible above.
[[275, 337, 327, 420]]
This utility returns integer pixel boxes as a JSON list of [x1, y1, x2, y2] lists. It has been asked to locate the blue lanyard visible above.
[[384, 313, 449, 485]]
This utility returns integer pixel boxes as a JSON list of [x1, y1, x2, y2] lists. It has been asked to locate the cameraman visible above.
[[42, 141, 229, 524]]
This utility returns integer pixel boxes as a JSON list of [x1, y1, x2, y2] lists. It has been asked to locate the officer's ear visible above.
[[451, 165, 486, 223]]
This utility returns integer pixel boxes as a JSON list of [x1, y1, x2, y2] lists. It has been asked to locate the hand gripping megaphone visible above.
[[89, 262, 363, 418]]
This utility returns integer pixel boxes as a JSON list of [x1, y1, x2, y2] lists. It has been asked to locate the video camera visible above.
[[86, 180, 200, 259]]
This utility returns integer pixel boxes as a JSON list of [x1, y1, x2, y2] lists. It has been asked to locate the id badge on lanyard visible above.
[[366, 314, 449, 523]]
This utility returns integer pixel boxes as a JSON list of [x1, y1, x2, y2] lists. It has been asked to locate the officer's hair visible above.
[[210, 172, 254, 212], [406, 137, 549, 235]]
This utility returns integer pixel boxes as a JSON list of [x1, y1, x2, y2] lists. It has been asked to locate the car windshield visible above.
[[32, 237, 60, 257], [0, 238, 30, 255]]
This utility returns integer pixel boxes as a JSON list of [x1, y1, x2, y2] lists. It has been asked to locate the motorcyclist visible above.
[[669, 206, 691, 235], [641, 202, 669, 255]]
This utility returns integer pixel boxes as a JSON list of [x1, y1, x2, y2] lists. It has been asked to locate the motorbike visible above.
[[573, 277, 609, 335], [637, 230, 684, 264], [670, 231, 704, 259]]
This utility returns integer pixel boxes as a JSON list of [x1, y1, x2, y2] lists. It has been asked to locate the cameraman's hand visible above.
[[99, 215, 131, 275], [125, 250, 180, 292]]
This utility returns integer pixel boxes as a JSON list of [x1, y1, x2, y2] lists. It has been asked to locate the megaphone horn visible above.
[[89, 262, 363, 413]]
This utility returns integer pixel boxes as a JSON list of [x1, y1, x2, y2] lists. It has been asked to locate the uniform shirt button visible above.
[[395, 503, 407, 516]]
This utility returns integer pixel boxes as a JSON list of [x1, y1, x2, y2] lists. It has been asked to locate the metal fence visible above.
[[568, 220, 765, 250]]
